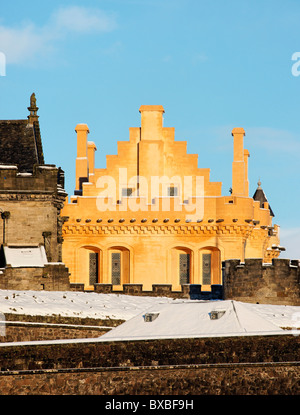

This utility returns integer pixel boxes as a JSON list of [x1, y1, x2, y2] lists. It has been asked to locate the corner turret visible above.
[[253, 179, 275, 217]]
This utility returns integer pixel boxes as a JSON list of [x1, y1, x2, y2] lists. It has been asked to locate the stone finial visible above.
[[27, 92, 39, 124], [257, 179, 262, 189], [30, 92, 36, 107]]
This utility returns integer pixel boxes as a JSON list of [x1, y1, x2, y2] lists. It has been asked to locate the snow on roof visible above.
[[0, 291, 299, 347], [3, 246, 48, 268], [99, 300, 285, 341]]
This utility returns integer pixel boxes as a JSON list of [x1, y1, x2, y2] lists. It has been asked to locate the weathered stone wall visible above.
[[0, 335, 298, 372], [0, 323, 108, 343], [223, 258, 300, 305], [0, 264, 70, 291], [3, 313, 123, 327], [0, 326, 299, 395], [92, 282, 223, 300], [0, 362, 299, 395], [92, 283, 190, 298], [0, 313, 122, 343], [0, 165, 67, 262], [0, 164, 70, 291]]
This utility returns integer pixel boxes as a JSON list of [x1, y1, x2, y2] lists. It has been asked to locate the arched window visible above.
[[179, 252, 190, 284], [78, 246, 102, 289], [199, 247, 221, 287], [170, 247, 193, 287], [108, 246, 130, 287], [89, 251, 99, 285]]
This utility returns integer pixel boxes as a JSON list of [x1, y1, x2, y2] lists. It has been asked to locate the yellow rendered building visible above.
[[61, 105, 280, 291]]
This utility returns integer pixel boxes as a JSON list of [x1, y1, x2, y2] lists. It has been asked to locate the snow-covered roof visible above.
[[0, 291, 299, 347], [99, 300, 285, 341], [3, 246, 48, 268]]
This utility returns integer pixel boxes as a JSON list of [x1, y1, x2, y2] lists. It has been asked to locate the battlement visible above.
[[223, 258, 300, 305], [71, 282, 224, 300], [0, 262, 70, 291], [0, 164, 66, 194]]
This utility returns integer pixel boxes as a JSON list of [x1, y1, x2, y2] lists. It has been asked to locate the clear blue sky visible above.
[[0, 0, 299, 258]]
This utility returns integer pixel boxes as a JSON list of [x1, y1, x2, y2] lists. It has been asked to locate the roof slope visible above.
[[253, 181, 275, 217], [0, 94, 44, 172], [99, 300, 284, 341], [0, 119, 44, 172]]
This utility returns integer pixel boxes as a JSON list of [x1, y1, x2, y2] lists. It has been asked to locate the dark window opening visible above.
[[202, 253, 211, 285], [122, 188, 133, 197], [89, 252, 99, 285], [179, 253, 190, 284], [168, 186, 178, 197], [111, 252, 121, 285]]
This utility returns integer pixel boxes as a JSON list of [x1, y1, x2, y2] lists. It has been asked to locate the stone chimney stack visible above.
[[87, 141, 97, 183], [231, 127, 249, 197], [139, 105, 165, 140], [244, 149, 250, 197], [75, 123, 89, 194]]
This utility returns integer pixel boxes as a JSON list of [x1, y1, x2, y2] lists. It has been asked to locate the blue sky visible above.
[[0, 0, 299, 259]]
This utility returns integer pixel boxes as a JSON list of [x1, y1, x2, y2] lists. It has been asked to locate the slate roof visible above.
[[0, 120, 44, 172], [0, 93, 44, 172], [253, 181, 275, 217]]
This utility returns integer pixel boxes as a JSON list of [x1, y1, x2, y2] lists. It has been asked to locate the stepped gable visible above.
[[0, 93, 44, 172]]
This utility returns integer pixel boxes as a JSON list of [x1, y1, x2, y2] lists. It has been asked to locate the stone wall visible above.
[[223, 258, 300, 305], [91, 283, 223, 300], [0, 317, 299, 395], [3, 313, 123, 327], [0, 313, 122, 343], [0, 322, 109, 343], [0, 264, 70, 291], [0, 164, 71, 291], [0, 164, 67, 262], [0, 335, 298, 372], [0, 362, 299, 395], [0, 335, 299, 395]]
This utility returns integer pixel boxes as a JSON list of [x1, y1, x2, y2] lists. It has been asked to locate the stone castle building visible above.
[[61, 105, 282, 293], [0, 94, 70, 290]]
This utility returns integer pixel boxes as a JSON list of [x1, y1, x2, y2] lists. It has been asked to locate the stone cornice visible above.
[[0, 193, 54, 201]]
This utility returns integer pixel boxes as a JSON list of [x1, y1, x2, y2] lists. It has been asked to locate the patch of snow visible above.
[[0, 289, 176, 320], [3, 246, 48, 268], [0, 290, 299, 343]]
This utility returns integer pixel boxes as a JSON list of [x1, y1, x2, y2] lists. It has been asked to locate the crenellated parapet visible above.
[[0, 164, 65, 193], [223, 258, 300, 305]]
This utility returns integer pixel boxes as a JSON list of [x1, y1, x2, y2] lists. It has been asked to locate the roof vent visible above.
[[144, 312, 159, 322], [209, 310, 226, 320]]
